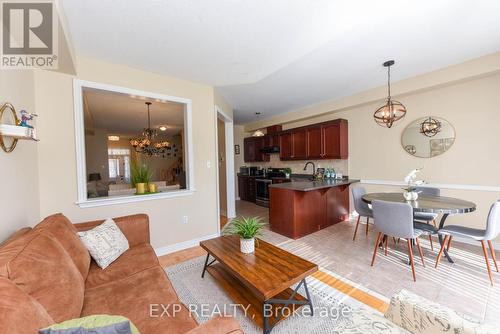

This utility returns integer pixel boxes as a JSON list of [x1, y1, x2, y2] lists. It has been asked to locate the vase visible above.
[[136, 183, 146, 194], [240, 238, 255, 254], [148, 183, 157, 193], [403, 191, 419, 201]]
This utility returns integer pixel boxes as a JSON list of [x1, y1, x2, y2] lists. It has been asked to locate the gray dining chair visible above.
[[371, 200, 425, 282], [414, 186, 440, 250], [352, 187, 373, 241], [435, 200, 500, 285]]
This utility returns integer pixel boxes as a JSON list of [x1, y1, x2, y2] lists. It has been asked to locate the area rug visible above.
[[165, 256, 400, 334]]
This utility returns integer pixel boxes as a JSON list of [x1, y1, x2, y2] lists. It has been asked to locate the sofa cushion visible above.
[[85, 243, 159, 289], [0, 227, 32, 247], [0, 277, 54, 333], [82, 266, 197, 333], [39, 314, 140, 334], [0, 230, 85, 322], [34, 213, 91, 279]]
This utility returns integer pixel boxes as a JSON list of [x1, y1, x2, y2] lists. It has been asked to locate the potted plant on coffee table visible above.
[[224, 216, 266, 254], [131, 162, 152, 195]]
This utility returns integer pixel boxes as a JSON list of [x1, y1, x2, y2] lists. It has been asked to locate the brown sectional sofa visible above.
[[0, 213, 243, 334]]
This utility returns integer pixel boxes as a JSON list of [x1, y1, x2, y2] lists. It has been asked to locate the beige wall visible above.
[[34, 57, 219, 249], [0, 70, 40, 241], [217, 119, 227, 214], [214, 91, 233, 120], [85, 128, 109, 182], [243, 57, 500, 239]]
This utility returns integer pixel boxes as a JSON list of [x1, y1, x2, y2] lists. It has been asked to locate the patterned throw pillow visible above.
[[384, 289, 498, 334], [78, 219, 129, 269], [39, 314, 139, 334]]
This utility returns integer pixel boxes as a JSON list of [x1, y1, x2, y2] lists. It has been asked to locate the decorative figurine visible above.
[[19, 110, 38, 128]]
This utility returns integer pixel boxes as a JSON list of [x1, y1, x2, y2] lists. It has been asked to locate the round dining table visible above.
[[362, 192, 476, 263]]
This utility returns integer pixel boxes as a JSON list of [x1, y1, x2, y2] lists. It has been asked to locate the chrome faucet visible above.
[[303, 161, 316, 177]]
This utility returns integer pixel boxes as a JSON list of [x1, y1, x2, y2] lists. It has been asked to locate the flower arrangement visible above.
[[402, 168, 425, 200]]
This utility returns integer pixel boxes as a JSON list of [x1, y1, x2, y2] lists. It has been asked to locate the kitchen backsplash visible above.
[[244, 154, 348, 175]]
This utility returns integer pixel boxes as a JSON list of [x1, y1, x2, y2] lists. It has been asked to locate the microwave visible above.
[[240, 166, 261, 176]]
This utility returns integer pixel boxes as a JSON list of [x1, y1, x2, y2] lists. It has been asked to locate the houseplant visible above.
[[224, 216, 266, 254], [131, 162, 152, 194], [283, 168, 292, 179]]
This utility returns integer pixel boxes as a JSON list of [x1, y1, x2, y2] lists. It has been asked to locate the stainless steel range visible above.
[[255, 168, 291, 207]]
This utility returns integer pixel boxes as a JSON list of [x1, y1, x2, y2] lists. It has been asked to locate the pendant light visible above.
[[130, 102, 170, 156], [420, 117, 441, 137], [373, 60, 406, 128]]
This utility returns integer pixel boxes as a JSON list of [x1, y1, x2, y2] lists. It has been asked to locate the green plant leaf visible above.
[[131, 162, 152, 185], [223, 216, 266, 240]]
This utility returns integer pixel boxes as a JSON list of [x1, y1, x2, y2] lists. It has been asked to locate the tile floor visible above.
[[235, 200, 500, 326]]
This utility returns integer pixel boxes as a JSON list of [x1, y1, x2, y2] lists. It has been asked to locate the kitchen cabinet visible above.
[[263, 134, 279, 147], [305, 120, 349, 159], [322, 120, 348, 159], [244, 137, 269, 162], [291, 129, 307, 159], [244, 118, 348, 162], [238, 175, 256, 202], [279, 129, 307, 160], [306, 125, 323, 159], [279, 132, 292, 160]]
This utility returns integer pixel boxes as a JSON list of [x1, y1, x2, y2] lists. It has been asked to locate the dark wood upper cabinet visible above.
[[264, 134, 279, 147], [290, 128, 307, 160], [322, 120, 348, 159], [306, 126, 323, 159], [246, 118, 348, 162], [279, 132, 292, 160], [244, 137, 255, 162], [244, 137, 270, 162]]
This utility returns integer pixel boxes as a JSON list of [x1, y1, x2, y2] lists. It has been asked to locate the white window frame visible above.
[[73, 79, 195, 208]]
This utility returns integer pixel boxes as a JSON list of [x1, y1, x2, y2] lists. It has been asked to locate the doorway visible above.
[[215, 105, 236, 233]]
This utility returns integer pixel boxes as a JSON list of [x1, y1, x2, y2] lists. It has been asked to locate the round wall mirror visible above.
[[401, 116, 455, 158]]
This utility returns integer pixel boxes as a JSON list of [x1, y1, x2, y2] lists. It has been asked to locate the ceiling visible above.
[[83, 87, 185, 137], [63, 1, 500, 124]]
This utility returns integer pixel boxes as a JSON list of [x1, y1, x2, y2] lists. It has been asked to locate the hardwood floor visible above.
[[159, 246, 205, 268], [159, 200, 500, 326], [220, 215, 228, 229]]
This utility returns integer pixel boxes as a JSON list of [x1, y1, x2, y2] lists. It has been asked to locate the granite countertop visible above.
[[269, 179, 360, 192]]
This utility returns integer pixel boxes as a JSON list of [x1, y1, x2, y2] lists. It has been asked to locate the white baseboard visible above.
[[155, 233, 219, 257]]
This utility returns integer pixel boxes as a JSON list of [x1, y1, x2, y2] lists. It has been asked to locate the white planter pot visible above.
[[240, 238, 255, 254]]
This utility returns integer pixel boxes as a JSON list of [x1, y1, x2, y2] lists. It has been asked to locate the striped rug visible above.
[[165, 256, 397, 334]]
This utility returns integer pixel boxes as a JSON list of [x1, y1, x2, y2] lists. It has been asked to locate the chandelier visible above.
[[130, 102, 170, 156], [373, 60, 407, 128], [420, 117, 441, 137]]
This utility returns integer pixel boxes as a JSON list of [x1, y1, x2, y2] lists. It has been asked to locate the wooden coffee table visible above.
[[200, 235, 318, 334]]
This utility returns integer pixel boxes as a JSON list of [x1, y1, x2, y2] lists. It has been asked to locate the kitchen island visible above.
[[269, 179, 359, 239]]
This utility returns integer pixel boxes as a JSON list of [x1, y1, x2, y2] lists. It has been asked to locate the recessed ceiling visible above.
[[63, 1, 500, 124], [83, 87, 185, 137]]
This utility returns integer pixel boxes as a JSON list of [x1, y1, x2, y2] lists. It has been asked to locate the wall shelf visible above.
[[0, 124, 38, 141]]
